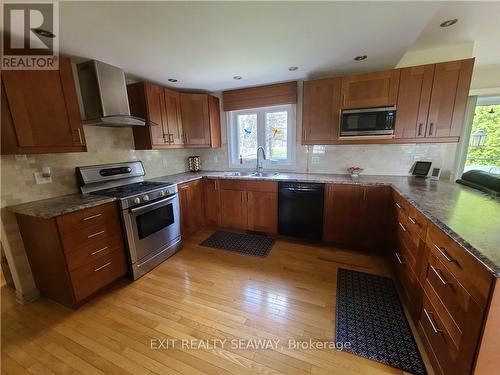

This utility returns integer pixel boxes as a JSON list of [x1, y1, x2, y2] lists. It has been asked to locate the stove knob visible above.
[[133, 197, 141, 204], [159, 190, 165, 197], [143, 194, 150, 202]]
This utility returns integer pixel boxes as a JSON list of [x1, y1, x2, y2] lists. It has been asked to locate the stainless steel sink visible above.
[[250, 172, 280, 177], [223, 171, 253, 177]]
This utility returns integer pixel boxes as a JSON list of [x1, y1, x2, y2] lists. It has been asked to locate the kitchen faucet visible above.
[[256, 146, 266, 172]]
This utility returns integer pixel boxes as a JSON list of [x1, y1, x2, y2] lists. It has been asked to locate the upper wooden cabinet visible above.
[[341, 69, 400, 109], [395, 64, 434, 139], [426, 58, 474, 138], [180, 93, 221, 148], [302, 78, 342, 144], [1, 56, 86, 154], [127, 82, 183, 149]]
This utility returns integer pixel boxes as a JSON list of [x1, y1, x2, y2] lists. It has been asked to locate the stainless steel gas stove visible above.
[[76, 161, 181, 279]]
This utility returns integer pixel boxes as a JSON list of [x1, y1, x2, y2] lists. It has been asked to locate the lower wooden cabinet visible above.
[[178, 179, 204, 238], [323, 184, 390, 251], [219, 189, 247, 230], [203, 179, 220, 226], [15, 202, 127, 308]]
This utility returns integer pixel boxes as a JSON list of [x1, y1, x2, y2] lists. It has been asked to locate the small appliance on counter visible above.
[[410, 161, 432, 178], [188, 156, 201, 172]]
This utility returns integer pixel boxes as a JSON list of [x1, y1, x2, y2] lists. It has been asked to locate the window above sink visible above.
[[227, 104, 296, 169]]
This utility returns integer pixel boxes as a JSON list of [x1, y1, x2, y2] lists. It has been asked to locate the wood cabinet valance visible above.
[[222, 81, 297, 111]]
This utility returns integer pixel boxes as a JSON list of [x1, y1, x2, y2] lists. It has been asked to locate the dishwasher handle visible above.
[[283, 187, 318, 192]]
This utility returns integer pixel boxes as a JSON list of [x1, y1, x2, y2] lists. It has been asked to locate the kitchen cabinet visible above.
[[15, 202, 127, 308], [323, 184, 363, 247], [426, 58, 474, 138], [219, 189, 247, 231], [127, 82, 184, 149], [395, 64, 434, 139], [178, 179, 204, 238], [1, 55, 86, 154], [180, 93, 221, 148], [358, 186, 391, 252], [302, 77, 342, 144], [341, 69, 400, 109], [203, 179, 220, 226]]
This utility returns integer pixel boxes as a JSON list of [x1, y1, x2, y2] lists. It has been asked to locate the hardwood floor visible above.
[[1, 229, 431, 375]]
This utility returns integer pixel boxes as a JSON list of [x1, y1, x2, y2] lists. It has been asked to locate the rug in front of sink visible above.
[[201, 231, 274, 257], [335, 268, 426, 375]]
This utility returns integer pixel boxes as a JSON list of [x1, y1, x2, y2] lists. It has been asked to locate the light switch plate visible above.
[[34, 172, 52, 184]]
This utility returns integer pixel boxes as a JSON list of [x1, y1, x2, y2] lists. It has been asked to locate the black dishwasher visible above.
[[278, 182, 324, 240]]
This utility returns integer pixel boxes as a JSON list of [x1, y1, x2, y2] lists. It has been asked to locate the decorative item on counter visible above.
[[188, 156, 201, 172], [347, 166, 364, 178]]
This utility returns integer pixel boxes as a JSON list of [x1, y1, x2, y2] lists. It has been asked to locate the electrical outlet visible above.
[[214, 155, 219, 163], [34, 172, 52, 184], [311, 156, 320, 164], [15, 154, 28, 161], [162, 159, 168, 169]]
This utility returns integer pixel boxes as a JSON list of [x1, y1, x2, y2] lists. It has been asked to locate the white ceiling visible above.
[[58, 1, 500, 92]]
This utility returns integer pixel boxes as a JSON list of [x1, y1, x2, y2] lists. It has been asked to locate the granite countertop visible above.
[[8, 194, 117, 219], [151, 171, 500, 277]]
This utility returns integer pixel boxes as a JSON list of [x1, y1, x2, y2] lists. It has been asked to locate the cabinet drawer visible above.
[[418, 292, 461, 375], [407, 206, 428, 240], [393, 191, 410, 213], [60, 216, 122, 253], [218, 179, 247, 191], [427, 224, 492, 308], [393, 248, 421, 322], [245, 180, 277, 193], [65, 233, 124, 271], [57, 202, 119, 235], [70, 248, 127, 302], [396, 224, 417, 271]]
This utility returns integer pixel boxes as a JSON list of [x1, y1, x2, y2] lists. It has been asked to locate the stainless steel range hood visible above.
[[76, 60, 145, 127]]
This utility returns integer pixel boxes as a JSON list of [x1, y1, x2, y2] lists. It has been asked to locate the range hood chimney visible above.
[[76, 60, 145, 127]]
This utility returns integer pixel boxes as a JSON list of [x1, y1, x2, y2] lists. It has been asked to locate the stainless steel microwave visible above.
[[340, 107, 396, 137]]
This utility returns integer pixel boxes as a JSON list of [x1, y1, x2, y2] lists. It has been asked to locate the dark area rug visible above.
[[200, 231, 275, 257], [335, 268, 426, 375]]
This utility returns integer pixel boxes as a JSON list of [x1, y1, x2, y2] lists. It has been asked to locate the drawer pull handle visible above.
[[94, 262, 111, 272], [434, 244, 454, 263], [82, 213, 102, 221], [90, 246, 109, 256], [398, 222, 407, 232], [430, 265, 450, 285], [395, 252, 405, 264], [87, 230, 105, 239], [395, 202, 403, 210], [408, 216, 418, 225], [423, 308, 442, 334]]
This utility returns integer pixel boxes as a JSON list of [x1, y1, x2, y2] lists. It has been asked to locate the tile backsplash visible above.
[[1, 125, 192, 208]]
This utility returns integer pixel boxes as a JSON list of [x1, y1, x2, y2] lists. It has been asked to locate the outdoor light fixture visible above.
[[470, 129, 488, 147]]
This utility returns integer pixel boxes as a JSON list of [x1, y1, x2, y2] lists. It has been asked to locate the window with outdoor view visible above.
[[465, 103, 500, 175], [228, 104, 295, 168]]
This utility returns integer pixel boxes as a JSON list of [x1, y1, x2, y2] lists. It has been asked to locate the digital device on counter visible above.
[[430, 167, 441, 181], [411, 161, 432, 178]]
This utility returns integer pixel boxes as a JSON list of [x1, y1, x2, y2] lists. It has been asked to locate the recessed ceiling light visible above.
[[354, 55, 367, 61], [440, 19, 458, 27], [168, 78, 178, 82], [233, 76, 242, 80], [32, 28, 56, 38], [288, 66, 299, 71]]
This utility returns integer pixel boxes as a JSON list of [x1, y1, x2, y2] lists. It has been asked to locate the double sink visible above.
[[223, 171, 281, 178]]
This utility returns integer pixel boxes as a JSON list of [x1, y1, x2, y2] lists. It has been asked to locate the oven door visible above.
[[340, 107, 396, 136], [122, 194, 181, 264]]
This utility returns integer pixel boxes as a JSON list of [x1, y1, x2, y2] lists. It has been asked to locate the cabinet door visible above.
[[395, 65, 434, 139], [426, 59, 474, 138], [203, 179, 220, 226], [247, 191, 277, 234], [219, 189, 247, 230], [179, 180, 204, 238], [358, 186, 391, 252], [323, 184, 363, 247], [341, 69, 400, 109], [180, 93, 211, 146], [208, 95, 222, 148], [1, 56, 85, 153], [302, 78, 341, 144], [144, 83, 167, 146], [164, 88, 184, 145]]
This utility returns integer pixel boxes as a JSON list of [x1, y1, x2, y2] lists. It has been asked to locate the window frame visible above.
[[227, 104, 296, 169]]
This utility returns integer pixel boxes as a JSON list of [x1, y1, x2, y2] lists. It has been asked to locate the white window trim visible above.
[[227, 104, 296, 169]]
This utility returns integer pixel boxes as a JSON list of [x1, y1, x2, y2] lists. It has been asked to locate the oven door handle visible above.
[[129, 195, 176, 214]]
